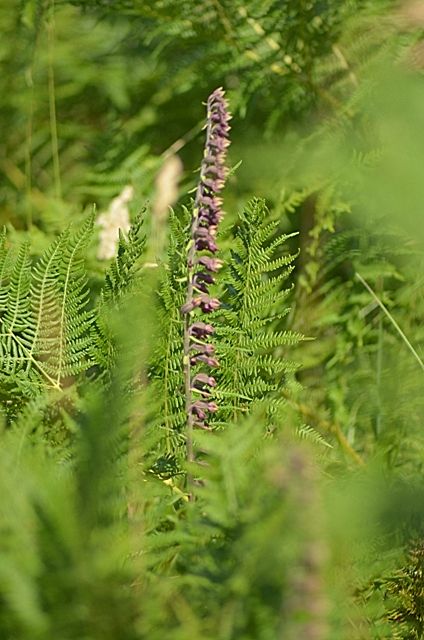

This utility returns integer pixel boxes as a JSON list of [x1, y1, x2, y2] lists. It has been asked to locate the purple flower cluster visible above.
[[182, 88, 231, 437]]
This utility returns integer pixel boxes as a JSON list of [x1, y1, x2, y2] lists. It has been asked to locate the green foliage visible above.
[[1, 1, 424, 638], [216, 198, 301, 423], [64, 0, 361, 126], [0, 0, 381, 238], [150, 211, 187, 467], [0, 372, 142, 640], [383, 542, 424, 639], [93, 210, 147, 371], [0, 210, 149, 427], [0, 218, 93, 403]]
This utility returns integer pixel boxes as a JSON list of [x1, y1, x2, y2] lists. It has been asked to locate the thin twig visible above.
[[47, 0, 62, 199], [162, 121, 203, 158], [356, 272, 424, 373]]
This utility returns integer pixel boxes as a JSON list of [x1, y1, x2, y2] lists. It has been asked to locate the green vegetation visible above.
[[0, 1, 424, 638]]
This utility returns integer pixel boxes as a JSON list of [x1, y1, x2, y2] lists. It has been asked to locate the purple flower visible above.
[[182, 87, 231, 455], [199, 212, 221, 227], [182, 294, 221, 314], [195, 229, 218, 253], [190, 354, 219, 368], [192, 373, 217, 388], [191, 343, 215, 356], [193, 272, 215, 292], [191, 402, 207, 421], [189, 322, 215, 338], [181, 299, 197, 314], [197, 256, 223, 272], [190, 400, 218, 421], [197, 295, 220, 313], [202, 178, 225, 192], [195, 271, 214, 285]]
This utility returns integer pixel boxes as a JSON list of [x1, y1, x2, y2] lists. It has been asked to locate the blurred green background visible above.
[[1, 0, 424, 638]]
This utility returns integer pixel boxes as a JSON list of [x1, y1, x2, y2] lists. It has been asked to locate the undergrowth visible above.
[[0, 1, 423, 638]]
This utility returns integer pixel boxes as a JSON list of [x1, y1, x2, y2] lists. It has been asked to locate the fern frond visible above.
[[44, 217, 94, 385], [93, 210, 147, 371], [29, 230, 70, 375], [0, 217, 94, 394], [216, 198, 301, 422], [0, 228, 12, 316], [0, 242, 34, 375], [150, 210, 188, 466], [100, 209, 146, 306], [296, 423, 333, 448]]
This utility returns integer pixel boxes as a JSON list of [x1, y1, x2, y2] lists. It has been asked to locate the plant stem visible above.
[[356, 271, 424, 374], [183, 112, 214, 490]]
